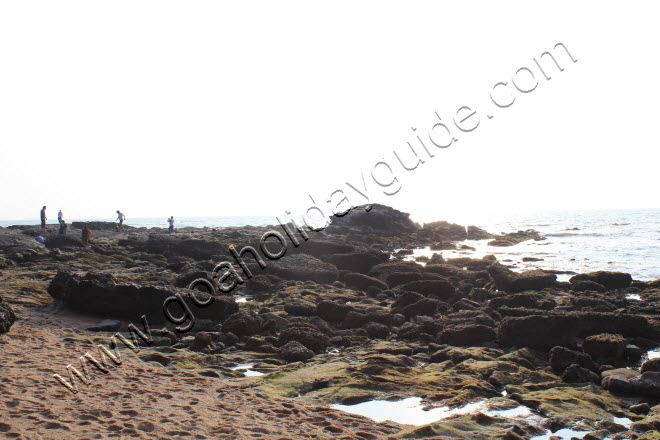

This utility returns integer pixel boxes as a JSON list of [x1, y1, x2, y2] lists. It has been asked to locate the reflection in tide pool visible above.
[[231, 364, 265, 377], [331, 397, 530, 426], [529, 429, 592, 440]]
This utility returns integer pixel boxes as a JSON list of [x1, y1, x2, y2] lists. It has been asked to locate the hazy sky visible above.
[[1, 2, 658, 223]]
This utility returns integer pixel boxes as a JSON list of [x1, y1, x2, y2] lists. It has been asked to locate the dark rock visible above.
[[327, 204, 419, 235], [284, 301, 317, 317], [362, 322, 390, 339], [489, 292, 556, 310], [278, 324, 330, 352], [324, 250, 390, 274], [44, 235, 84, 249], [397, 322, 420, 341], [498, 312, 648, 348], [569, 271, 633, 290], [316, 300, 353, 322], [166, 255, 195, 272], [269, 254, 339, 284], [173, 270, 218, 291], [488, 263, 556, 293], [189, 332, 213, 352], [641, 358, 660, 374], [401, 298, 447, 318], [439, 324, 496, 346], [391, 291, 425, 310], [549, 346, 598, 373], [222, 311, 263, 337], [630, 403, 650, 415], [47, 270, 238, 323], [400, 280, 455, 301], [572, 280, 607, 293], [386, 272, 423, 288], [562, 364, 600, 384], [279, 341, 314, 362], [0, 297, 16, 334], [85, 319, 121, 332], [343, 273, 388, 291]]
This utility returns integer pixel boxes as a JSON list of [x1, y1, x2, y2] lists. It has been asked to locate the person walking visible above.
[[58, 220, 68, 235], [116, 210, 126, 231], [58, 210, 63, 225], [168, 216, 175, 233], [82, 225, 91, 247], [40, 206, 47, 232]]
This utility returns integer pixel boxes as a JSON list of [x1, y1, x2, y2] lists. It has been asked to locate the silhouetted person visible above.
[[116, 210, 126, 231], [82, 226, 91, 247], [168, 216, 174, 233], [58, 210, 63, 225], [40, 206, 47, 232], [58, 220, 68, 235]]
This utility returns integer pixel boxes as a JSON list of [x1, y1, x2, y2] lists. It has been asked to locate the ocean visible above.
[[2, 208, 658, 282]]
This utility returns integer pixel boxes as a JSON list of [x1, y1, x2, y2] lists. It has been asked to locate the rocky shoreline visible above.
[[1, 204, 660, 439]]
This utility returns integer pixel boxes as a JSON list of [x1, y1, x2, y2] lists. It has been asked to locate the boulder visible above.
[[269, 254, 339, 284], [44, 235, 84, 249], [562, 364, 600, 384], [439, 324, 496, 346], [569, 271, 633, 290], [640, 358, 660, 374], [362, 322, 390, 339], [343, 273, 388, 291], [572, 280, 607, 293], [498, 312, 648, 348], [145, 234, 224, 260], [279, 341, 314, 362], [582, 334, 626, 364], [385, 272, 423, 288], [48, 270, 238, 323], [327, 204, 419, 235], [278, 324, 330, 352], [173, 270, 218, 291], [401, 298, 447, 318], [284, 301, 317, 317], [0, 297, 16, 334], [488, 264, 556, 293], [316, 300, 353, 322], [400, 280, 455, 301], [549, 346, 598, 373], [222, 311, 263, 337], [323, 250, 390, 274]]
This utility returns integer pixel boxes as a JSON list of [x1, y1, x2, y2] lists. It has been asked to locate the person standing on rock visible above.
[[40, 206, 47, 232], [82, 225, 91, 247], [168, 216, 175, 233], [58, 210, 63, 225], [116, 210, 126, 231]]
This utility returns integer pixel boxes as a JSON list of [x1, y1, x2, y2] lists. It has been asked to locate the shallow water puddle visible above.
[[331, 397, 529, 426], [529, 429, 592, 440], [230, 364, 265, 377], [236, 297, 248, 303], [626, 294, 642, 301], [646, 349, 660, 360]]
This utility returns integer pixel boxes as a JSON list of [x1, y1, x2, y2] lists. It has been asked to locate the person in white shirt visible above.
[[58, 210, 63, 225], [116, 210, 126, 231], [168, 216, 175, 233]]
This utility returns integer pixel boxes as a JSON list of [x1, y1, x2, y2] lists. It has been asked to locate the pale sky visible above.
[[1, 2, 658, 223]]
